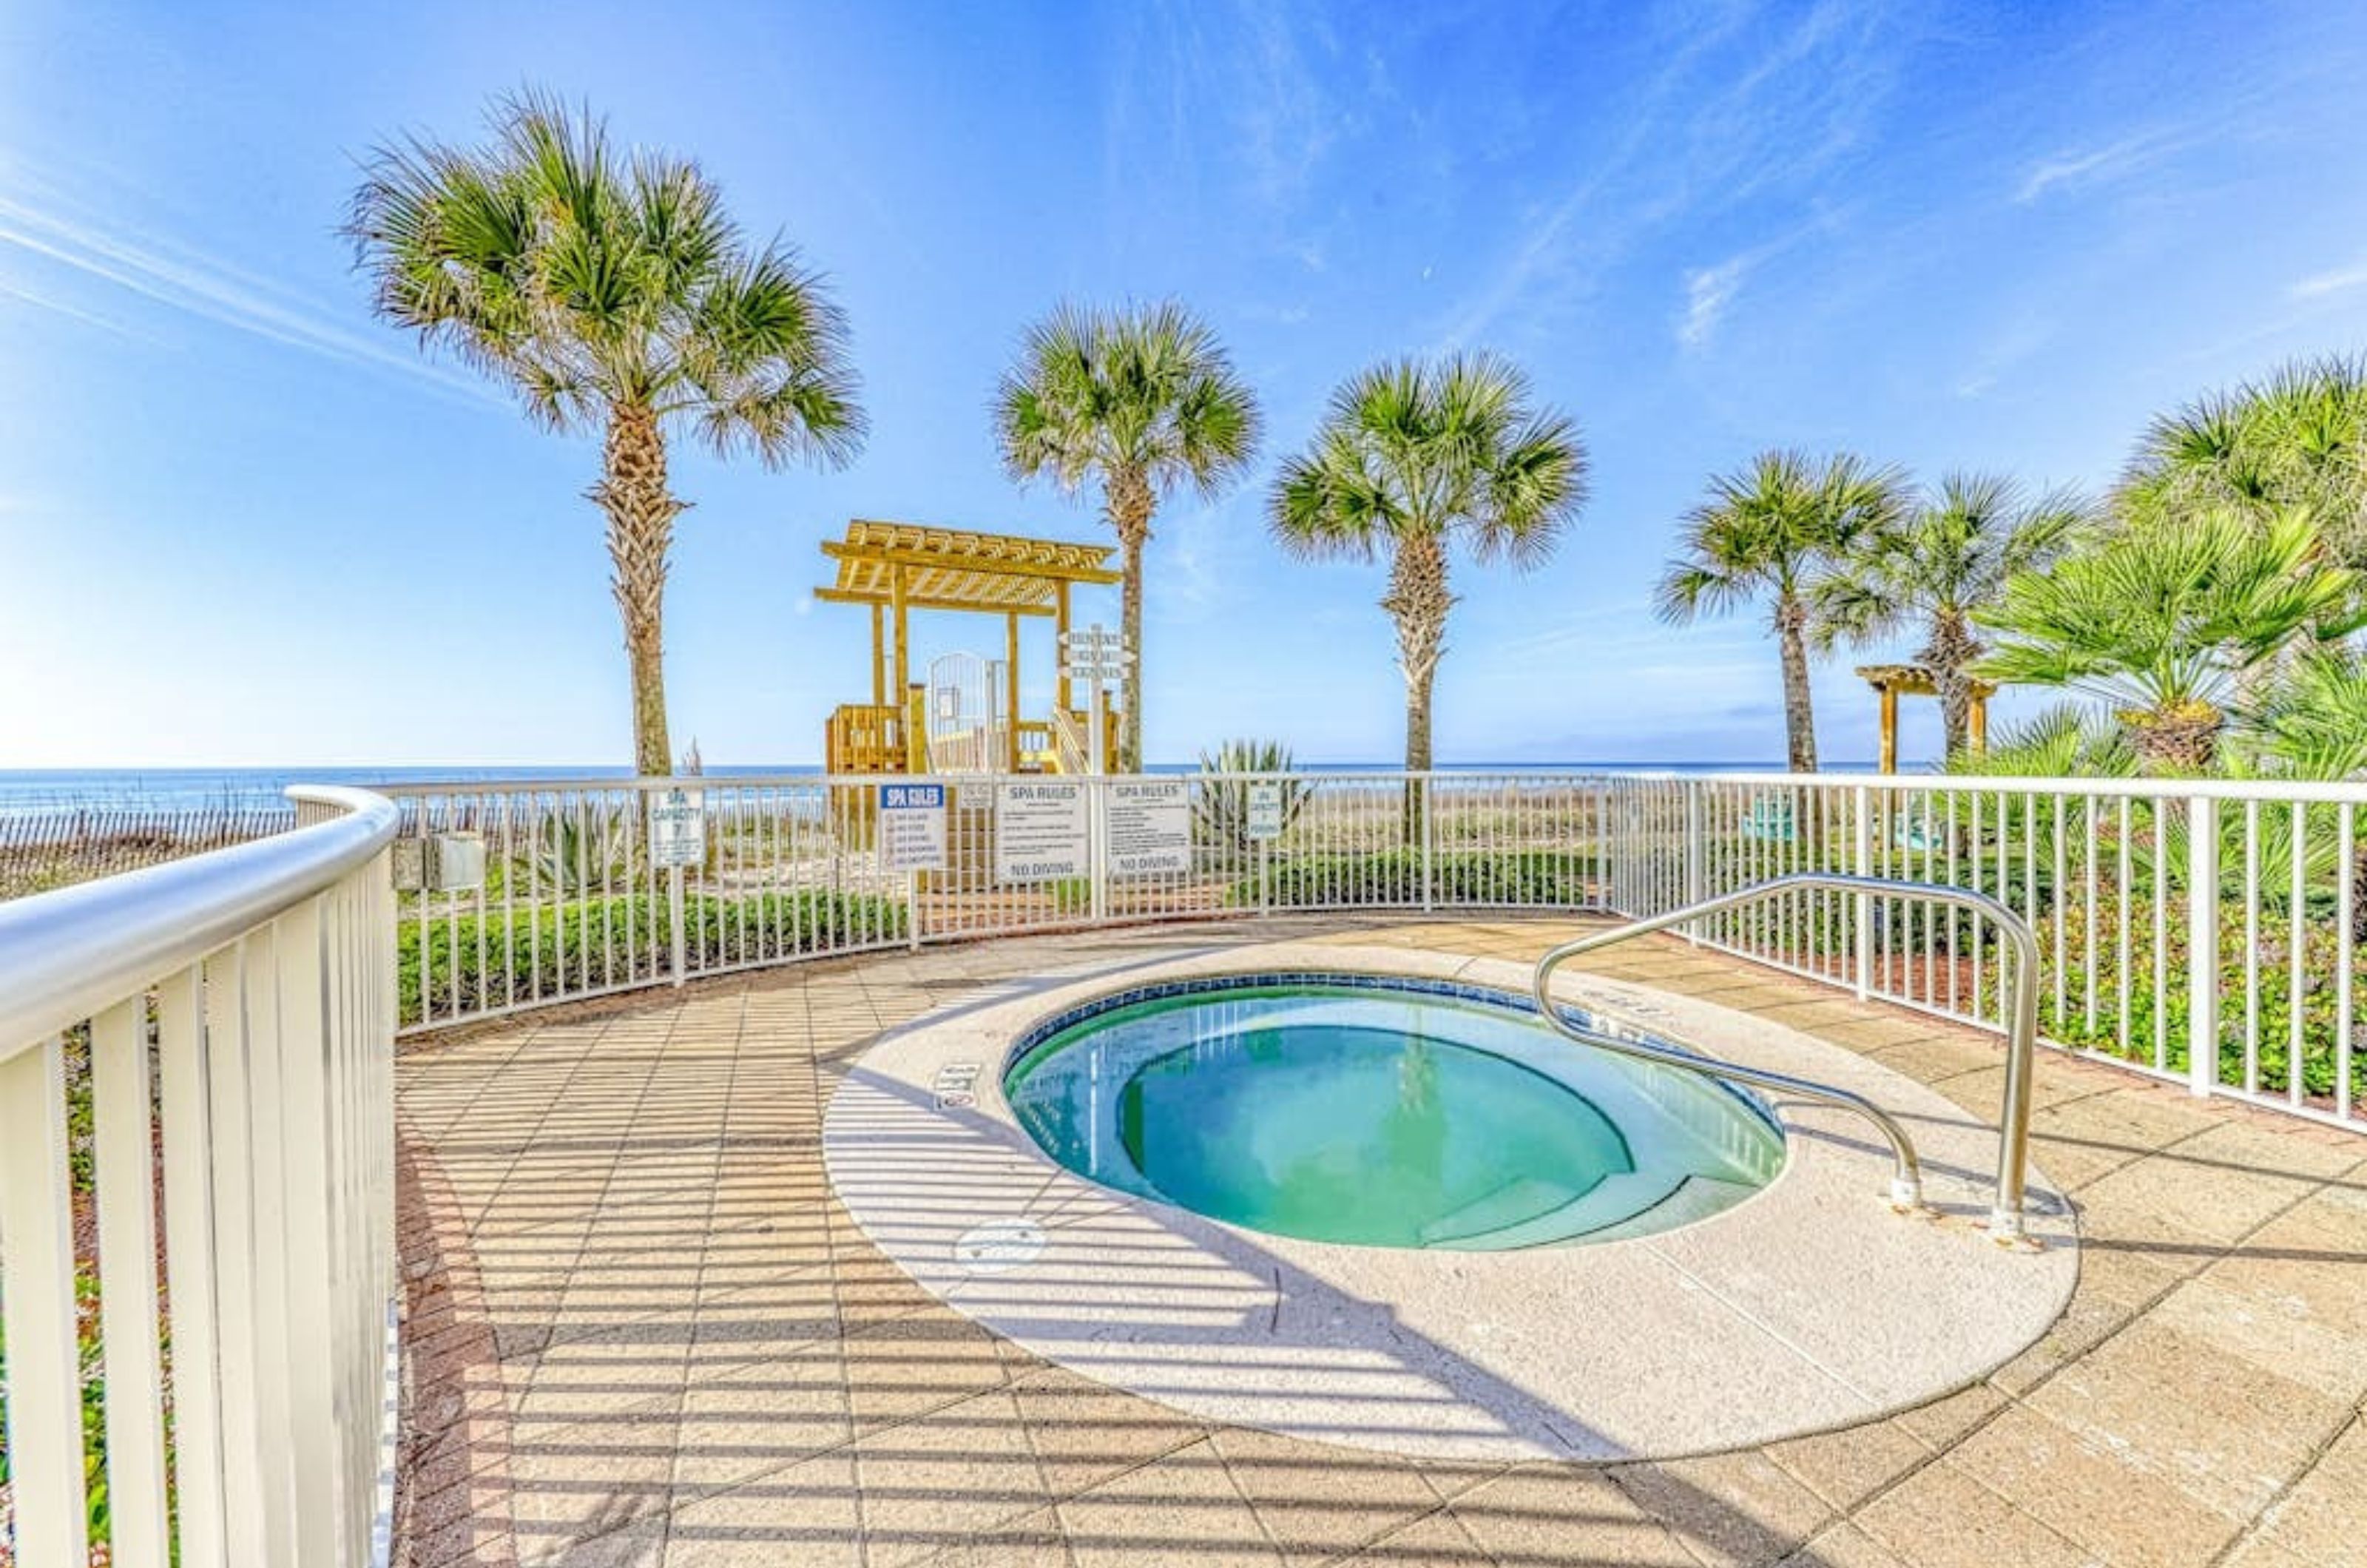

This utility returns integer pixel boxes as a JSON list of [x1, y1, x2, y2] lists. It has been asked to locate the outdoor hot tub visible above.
[[1002, 975, 1786, 1251]]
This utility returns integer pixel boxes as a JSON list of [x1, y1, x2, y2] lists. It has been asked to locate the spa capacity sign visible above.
[[994, 780, 1090, 884], [647, 787, 706, 868], [877, 782, 948, 874], [1245, 782, 1285, 842], [1106, 779, 1191, 876]]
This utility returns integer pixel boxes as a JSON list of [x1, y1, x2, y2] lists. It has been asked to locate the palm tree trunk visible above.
[[1385, 528, 1453, 770], [1923, 614, 1978, 759], [1385, 529, 1453, 844], [591, 403, 687, 777], [2124, 706, 2222, 774], [1105, 469, 1155, 773], [1775, 592, 1818, 773]]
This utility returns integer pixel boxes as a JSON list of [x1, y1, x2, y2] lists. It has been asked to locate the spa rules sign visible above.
[[994, 780, 1090, 884], [1107, 779, 1191, 876], [877, 782, 948, 874]]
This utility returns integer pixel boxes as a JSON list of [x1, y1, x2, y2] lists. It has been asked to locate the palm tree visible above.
[[1655, 451, 1910, 772], [1817, 473, 2089, 759], [1945, 703, 2135, 782], [1268, 354, 1587, 774], [2235, 645, 2367, 780], [993, 302, 1260, 771], [348, 92, 864, 775], [1977, 507, 2360, 772], [2121, 354, 2367, 559]]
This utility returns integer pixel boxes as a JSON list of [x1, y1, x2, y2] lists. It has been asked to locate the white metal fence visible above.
[[381, 769, 2367, 1136], [0, 786, 399, 1568], [1607, 771, 2367, 1131], [379, 771, 1613, 1031]]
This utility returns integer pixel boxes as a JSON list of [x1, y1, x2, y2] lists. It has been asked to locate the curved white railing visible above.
[[0, 786, 400, 1568]]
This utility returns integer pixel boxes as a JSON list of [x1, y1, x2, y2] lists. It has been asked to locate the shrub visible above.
[[397, 889, 907, 1026], [1228, 848, 1602, 909], [1193, 740, 1311, 862], [2041, 894, 2367, 1101]]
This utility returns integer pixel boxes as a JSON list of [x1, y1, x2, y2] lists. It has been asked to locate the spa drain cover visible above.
[[954, 1220, 1045, 1274]]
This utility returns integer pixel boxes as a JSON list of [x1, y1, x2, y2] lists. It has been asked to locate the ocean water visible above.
[[0, 760, 1846, 817], [0, 766, 813, 816]]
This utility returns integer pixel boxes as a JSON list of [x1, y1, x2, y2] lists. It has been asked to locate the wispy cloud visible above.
[[1108, 0, 1351, 261], [0, 170, 498, 405], [1225, 4, 1343, 209], [1678, 255, 1752, 348], [2014, 126, 2192, 203], [1953, 314, 2056, 399], [1150, 500, 1266, 625], [2289, 257, 2367, 300], [1486, 612, 1760, 669], [0, 271, 144, 337], [1434, 0, 1907, 351]]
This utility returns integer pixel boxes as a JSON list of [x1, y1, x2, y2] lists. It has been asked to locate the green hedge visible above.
[[399, 890, 907, 1026], [1227, 849, 1603, 909], [2042, 896, 2366, 1100]]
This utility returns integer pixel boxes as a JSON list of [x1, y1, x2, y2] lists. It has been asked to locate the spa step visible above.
[[1561, 1175, 1763, 1246], [1415, 1175, 1599, 1246], [1447, 1169, 1689, 1251], [1439, 1169, 1763, 1251]]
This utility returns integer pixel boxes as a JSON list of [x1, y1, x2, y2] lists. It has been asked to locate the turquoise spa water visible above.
[[1004, 980, 1786, 1251]]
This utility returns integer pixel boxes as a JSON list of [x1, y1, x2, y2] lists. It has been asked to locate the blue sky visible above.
[[3, 0, 2364, 768]]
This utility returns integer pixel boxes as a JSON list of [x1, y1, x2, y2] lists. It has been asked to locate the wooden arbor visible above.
[[1857, 663, 1994, 773], [815, 520, 1123, 774]]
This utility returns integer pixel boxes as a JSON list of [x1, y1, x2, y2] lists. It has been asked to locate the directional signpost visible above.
[[1057, 624, 1131, 777], [1058, 624, 1134, 919]]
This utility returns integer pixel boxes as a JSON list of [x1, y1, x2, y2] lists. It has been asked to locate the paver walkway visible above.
[[392, 917, 2367, 1567]]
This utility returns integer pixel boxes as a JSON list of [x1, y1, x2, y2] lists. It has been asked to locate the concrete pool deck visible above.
[[392, 916, 2367, 1567], [823, 943, 2079, 1464]]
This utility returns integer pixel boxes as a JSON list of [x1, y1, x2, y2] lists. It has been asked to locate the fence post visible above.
[[1853, 784, 1874, 1001], [1258, 824, 1272, 917], [2188, 793, 2219, 1097], [1684, 783, 1704, 939], [669, 863, 686, 985], [1090, 777, 1109, 925], [1420, 774, 1436, 912], [0, 1035, 87, 1568]]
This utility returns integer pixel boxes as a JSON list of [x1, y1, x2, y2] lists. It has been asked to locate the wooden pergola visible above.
[[1857, 663, 1994, 773], [815, 520, 1122, 772]]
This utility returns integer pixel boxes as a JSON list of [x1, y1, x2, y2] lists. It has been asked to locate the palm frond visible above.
[[1945, 703, 2137, 780], [1655, 448, 1909, 629], [347, 92, 863, 459], [991, 300, 1261, 502], [1268, 352, 1585, 570], [2117, 353, 2367, 561], [1978, 505, 2354, 717]]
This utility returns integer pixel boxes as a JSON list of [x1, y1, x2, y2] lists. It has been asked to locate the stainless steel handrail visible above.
[[1533, 871, 2042, 1245]]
